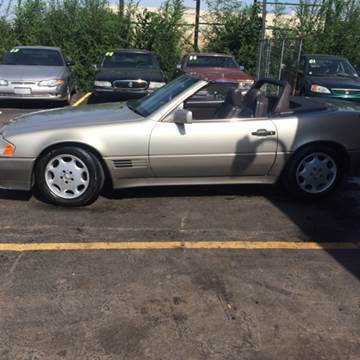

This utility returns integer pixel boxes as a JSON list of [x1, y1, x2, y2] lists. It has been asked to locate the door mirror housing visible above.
[[176, 64, 182, 71], [239, 65, 245, 71], [66, 60, 75, 66], [174, 109, 192, 124], [92, 64, 98, 71]]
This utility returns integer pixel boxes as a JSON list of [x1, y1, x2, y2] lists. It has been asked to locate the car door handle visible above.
[[251, 129, 276, 136]]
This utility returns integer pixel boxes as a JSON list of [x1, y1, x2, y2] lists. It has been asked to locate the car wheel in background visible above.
[[282, 145, 344, 198], [64, 86, 72, 106], [35, 146, 105, 206]]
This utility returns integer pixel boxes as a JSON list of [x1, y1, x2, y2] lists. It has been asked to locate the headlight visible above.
[[148, 81, 166, 90], [238, 80, 254, 90], [94, 80, 112, 88], [0, 79, 8, 86], [310, 84, 331, 94], [38, 79, 64, 87], [0, 136, 15, 157]]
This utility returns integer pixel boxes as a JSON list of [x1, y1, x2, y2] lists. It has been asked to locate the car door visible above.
[[149, 116, 278, 177]]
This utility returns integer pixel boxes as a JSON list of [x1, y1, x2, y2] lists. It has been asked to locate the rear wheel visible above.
[[282, 145, 344, 198], [35, 146, 105, 206]]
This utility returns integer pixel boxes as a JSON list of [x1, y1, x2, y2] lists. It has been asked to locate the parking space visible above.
[[0, 106, 359, 360]]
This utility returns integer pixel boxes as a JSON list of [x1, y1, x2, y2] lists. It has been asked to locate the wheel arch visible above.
[[33, 141, 113, 188]]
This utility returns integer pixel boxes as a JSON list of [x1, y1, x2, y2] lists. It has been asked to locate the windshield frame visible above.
[[101, 52, 160, 69], [2, 48, 65, 67], [185, 55, 238, 69], [305, 57, 358, 78]]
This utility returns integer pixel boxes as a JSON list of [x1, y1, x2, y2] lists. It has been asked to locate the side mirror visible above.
[[239, 65, 245, 71], [174, 109, 192, 124], [92, 64, 98, 71], [66, 60, 75, 66], [176, 64, 182, 71]]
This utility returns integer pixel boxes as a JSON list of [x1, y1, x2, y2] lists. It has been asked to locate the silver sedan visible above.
[[0, 46, 76, 104], [0, 75, 360, 206]]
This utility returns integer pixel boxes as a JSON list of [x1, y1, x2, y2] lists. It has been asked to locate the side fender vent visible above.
[[112, 158, 147, 169]]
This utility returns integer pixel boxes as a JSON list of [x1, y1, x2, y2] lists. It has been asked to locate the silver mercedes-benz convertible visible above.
[[1, 75, 360, 206]]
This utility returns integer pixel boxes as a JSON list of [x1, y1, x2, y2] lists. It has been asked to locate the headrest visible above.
[[225, 88, 243, 106], [243, 89, 261, 107]]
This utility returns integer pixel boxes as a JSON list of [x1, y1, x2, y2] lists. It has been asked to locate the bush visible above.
[[273, 0, 360, 69], [203, 0, 261, 76], [133, 0, 185, 81], [0, 0, 185, 89]]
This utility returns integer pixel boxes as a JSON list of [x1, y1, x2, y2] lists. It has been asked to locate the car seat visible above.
[[215, 88, 244, 119]]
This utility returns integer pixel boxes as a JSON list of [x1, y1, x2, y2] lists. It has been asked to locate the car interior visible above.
[[184, 78, 328, 121]]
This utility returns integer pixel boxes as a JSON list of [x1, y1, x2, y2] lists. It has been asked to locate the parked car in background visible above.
[[296, 54, 360, 101], [94, 49, 166, 99], [178, 52, 255, 93], [0, 46, 76, 105]]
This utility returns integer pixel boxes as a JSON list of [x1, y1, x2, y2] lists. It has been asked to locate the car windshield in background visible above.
[[102, 52, 159, 69], [187, 56, 237, 68], [2, 49, 64, 66], [306, 58, 358, 77], [128, 75, 199, 117]]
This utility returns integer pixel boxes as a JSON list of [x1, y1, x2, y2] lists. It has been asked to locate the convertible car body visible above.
[[1, 75, 360, 206]]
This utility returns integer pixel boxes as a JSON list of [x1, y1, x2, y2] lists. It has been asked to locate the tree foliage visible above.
[[0, 0, 184, 89], [203, 0, 261, 75], [133, 0, 185, 81], [273, 0, 360, 69]]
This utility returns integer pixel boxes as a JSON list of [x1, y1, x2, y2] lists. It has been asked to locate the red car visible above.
[[178, 52, 255, 93]]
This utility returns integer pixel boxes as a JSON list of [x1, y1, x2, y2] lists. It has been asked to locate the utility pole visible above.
[[194, 0, 201, 51], [256, 0, 267, 79]]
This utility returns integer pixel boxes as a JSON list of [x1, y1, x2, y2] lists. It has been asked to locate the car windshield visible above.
[[186, 55, 238, 68], [2, 48, 64, 66], [306, 58, 358, 77], [128, 75, 199, 117], [102, 52, 159, 69]]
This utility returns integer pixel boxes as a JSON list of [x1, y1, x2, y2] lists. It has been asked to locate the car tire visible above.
[[282, 145, 344, 199], [35, 146, 105, 207], [64, 87, 72, 106]]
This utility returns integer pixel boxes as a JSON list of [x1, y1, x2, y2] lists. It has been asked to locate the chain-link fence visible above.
[[256, 38, 303, 93]]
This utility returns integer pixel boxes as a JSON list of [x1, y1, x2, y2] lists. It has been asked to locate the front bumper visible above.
[[307, 92, 360, 102], [0, 157, 35, 191], [0, 84, 67, 101]]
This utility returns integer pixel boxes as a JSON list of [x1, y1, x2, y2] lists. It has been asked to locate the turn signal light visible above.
[[3, 144, 15, 156]]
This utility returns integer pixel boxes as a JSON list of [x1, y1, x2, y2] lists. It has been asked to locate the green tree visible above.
[[204, 0, 261, 75], [133, 0, 185, 80]]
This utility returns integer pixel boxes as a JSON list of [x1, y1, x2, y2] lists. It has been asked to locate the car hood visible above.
[[95, 67, 165, 82], [0, 65, 65, 81], [1, 102, 143, 138], [183, 67, 254, 81], [307, 75, 360, 89]]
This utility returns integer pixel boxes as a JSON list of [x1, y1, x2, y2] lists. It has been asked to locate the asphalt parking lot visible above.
[[0, 102, 359, 360]]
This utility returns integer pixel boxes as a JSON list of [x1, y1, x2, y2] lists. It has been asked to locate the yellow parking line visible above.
[[0, 241, 357, 252], [72, 92, 92, 107]]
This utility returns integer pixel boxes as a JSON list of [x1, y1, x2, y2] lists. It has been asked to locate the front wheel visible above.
[[35, 147, 105, 206], [282, 145, 344, 198]]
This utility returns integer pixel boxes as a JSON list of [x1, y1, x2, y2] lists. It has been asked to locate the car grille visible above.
[[10, 81, 37, 85], [113, 79, 148, 90], [331, 88, 360, 96]]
